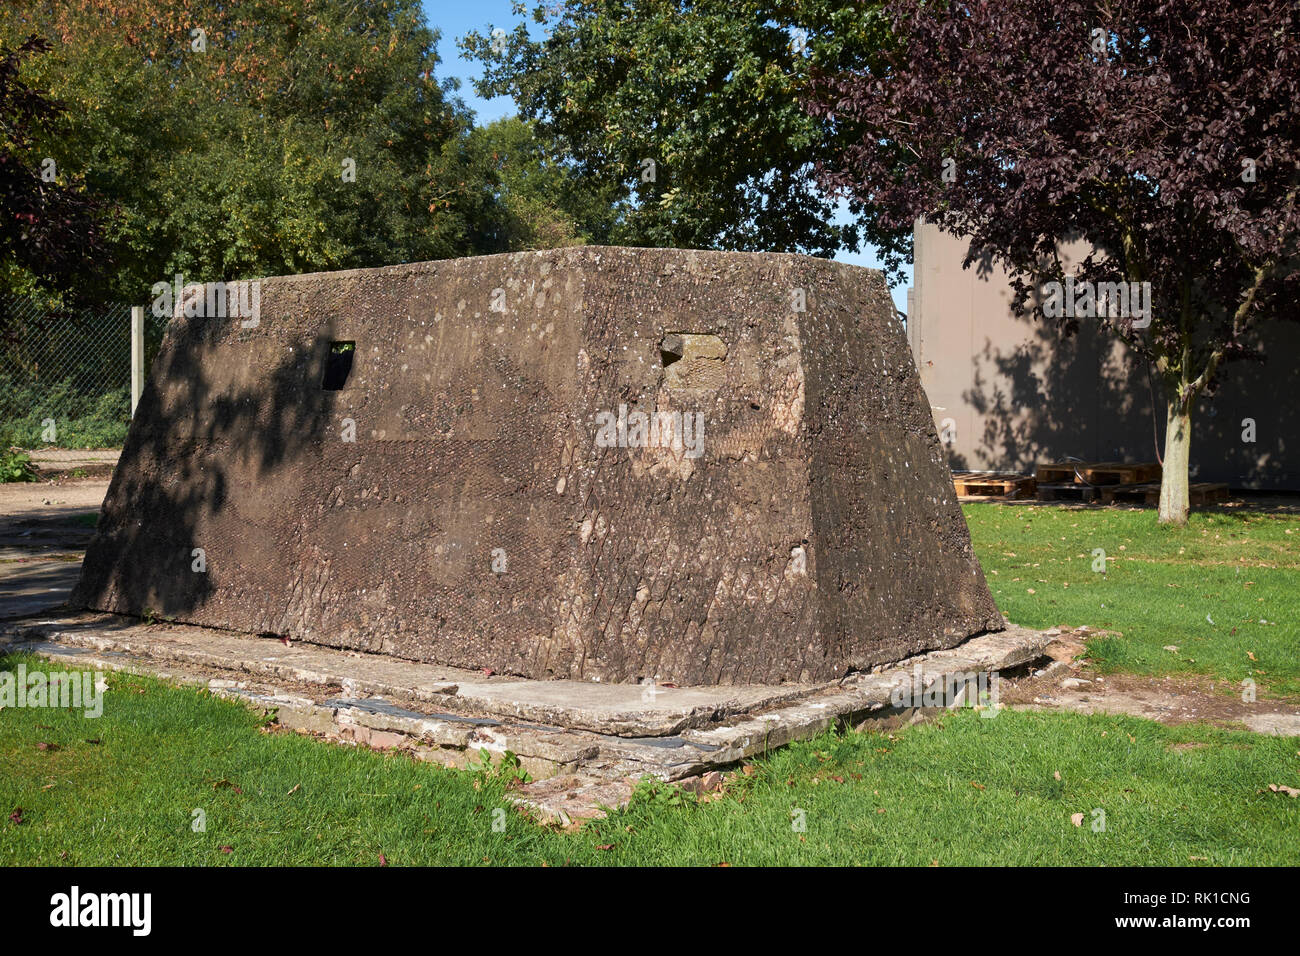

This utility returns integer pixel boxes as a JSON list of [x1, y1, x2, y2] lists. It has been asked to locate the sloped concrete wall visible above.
[[73, 246, 1002, 685]]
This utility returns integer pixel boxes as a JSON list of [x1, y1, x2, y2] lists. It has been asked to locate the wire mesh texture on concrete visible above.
[[0, 294, 166, 470]]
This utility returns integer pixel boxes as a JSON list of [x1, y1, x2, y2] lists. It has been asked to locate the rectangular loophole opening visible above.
[[660, 332, 726, 390], [322, 341, 355, 390]]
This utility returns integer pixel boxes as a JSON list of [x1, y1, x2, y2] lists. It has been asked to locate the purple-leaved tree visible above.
[[809, 0, 1300, 523]]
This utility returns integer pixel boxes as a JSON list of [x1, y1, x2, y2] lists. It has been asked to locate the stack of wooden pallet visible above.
[[951, 471, 1037, 501], [1034, 461, 1161, 503], [1034, 460, 1229, 506], [1098, 480, 1231, 506]]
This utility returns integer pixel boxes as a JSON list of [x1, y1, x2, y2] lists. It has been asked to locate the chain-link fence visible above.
[[1, 295, 167, 474]]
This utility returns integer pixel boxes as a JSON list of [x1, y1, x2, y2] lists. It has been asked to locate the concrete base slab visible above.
[[0, 611, 832, 736], [0, 610, 1055, 823]]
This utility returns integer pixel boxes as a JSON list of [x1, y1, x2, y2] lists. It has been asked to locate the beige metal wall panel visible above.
[[908, 221, 1297, 489]]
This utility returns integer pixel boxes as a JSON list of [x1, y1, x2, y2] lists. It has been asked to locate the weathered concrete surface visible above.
[[1, 612, 829, 737], [73, 246, 1002, 684], [0, 611, 1052, 809]]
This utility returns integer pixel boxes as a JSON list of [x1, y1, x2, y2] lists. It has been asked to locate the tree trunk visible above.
[[1158, 401, 1192, 525]]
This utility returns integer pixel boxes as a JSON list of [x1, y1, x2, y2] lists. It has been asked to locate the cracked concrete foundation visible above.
[[2, 612, 1051, 824]]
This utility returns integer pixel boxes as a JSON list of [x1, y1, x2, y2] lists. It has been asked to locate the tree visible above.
[[808, 0, 1300, 524], [0, 35, 115, 466], [0, 35, 107, 300], [454, 116, 621, 252], [0, 0, 486, 300], [461, 0, 898, 257]]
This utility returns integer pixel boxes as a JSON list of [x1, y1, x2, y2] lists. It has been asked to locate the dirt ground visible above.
[[1001, 626, 1300, 735], [26, 448, 119, 480], [0, 477, 108, 618], [0, 476, 109, 519]]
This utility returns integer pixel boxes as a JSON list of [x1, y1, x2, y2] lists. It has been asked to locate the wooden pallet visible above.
[[1190, 482, 1231, 505], [1035, 461, 1162, 485], [1035, 481, 1105, 503], [1035, 462, 1086, 484], [1101, 482, 1230, 506], [1080, 461, 1162, 485], [951, 472, 1037, 500]]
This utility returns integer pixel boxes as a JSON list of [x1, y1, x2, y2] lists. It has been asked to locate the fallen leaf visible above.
[[287, 784, 300, 796], [37, 742, 59, 752], [378, 853, 388, 866], [595, 843, 615, 851], [482, 667, 495, 676], [1070, 813, 1085, 827], [971, 781, 985, 790], [219, 846, 233, 854], [1267, 784, 1300, 798], [9, 808, 22, 825]]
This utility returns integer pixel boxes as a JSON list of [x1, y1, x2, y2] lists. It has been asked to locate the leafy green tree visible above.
[[0, 35, 107, 300], [0, 0, 486, 299], [461, 0, 897, 258], [0, 33, 113, 458], [454, 116, 620, 252]]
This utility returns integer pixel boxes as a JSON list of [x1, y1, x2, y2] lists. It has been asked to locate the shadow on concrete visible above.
[[71, 325, 341, 619]]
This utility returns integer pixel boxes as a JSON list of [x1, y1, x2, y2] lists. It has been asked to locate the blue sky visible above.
[[423, 1, 911, 311]]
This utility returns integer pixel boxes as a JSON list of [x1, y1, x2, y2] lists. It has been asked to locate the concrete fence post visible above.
[[130, 305, 145, 416]]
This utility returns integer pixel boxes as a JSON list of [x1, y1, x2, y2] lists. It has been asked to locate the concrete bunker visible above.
[[73, 246, 1004, 685]]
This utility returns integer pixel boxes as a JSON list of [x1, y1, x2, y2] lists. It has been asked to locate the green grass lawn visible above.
[[2, 654, 1297, 866], [964, 504, 1300, 697]]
